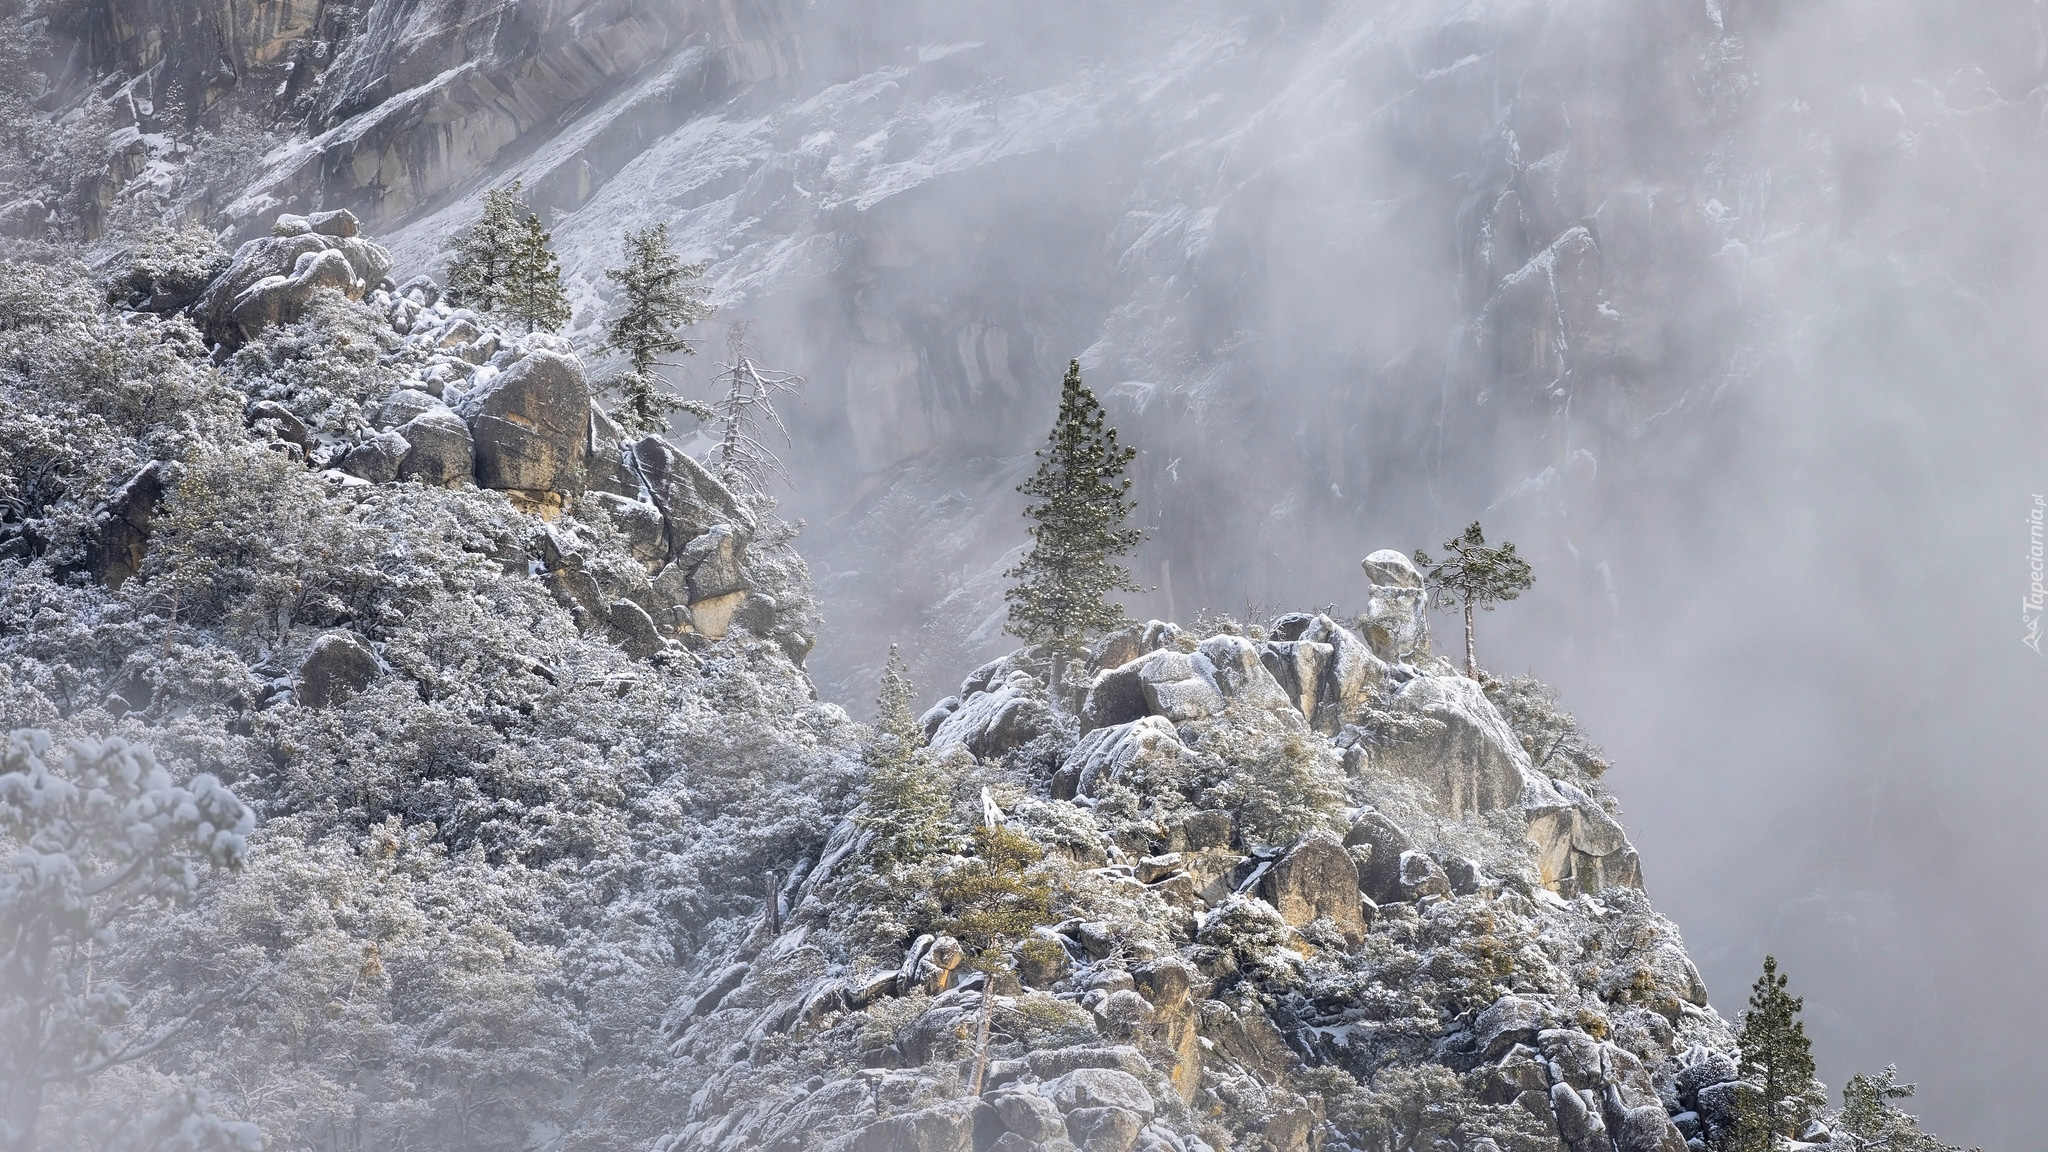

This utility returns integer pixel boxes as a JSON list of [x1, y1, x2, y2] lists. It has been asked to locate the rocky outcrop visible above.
[[193, 212, 391, 346], [80, 462, 164, 590]]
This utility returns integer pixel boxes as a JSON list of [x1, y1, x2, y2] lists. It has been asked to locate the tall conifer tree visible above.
[[1004, 360, 1144, 684], [444, 181, 527, 314], [601, 222, 715, 435], [504, 212, 571, 334], [1732, 954, 1822, 1148], [1413, 521, 1535, 678]]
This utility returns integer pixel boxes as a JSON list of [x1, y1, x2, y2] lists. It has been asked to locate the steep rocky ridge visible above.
[[660, 603, 1748, 1152]]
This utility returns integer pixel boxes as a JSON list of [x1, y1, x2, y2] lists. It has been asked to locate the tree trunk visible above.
[[968, 976, 996, 1096], [1463, 603, 1477, 678]]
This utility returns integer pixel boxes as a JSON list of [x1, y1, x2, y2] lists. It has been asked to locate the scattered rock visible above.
[[296, 632, 378, 708], [338, 430, 411, 483], [606, 599, 664, 658], [246, 400, 310, 454]]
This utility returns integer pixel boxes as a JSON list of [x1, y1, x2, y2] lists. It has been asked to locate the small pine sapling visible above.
[[936, 817, 1054, 1096], [1004, 359, 1145, 691], [1835, 1066, 1976, 1152], [1414, 521, 1534, 679], [857, 646, 951, 865], [601, 222, 716, 435]]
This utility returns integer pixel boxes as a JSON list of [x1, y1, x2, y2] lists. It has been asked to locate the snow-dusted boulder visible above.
[[1080, 646, 1224, 730], [337, 429, 410, 484], [1378, 673, 1541, 818], [1058, 716, 1189, 801], [929, 670, 1058, 761], [456, 350, 591, 501], [1260, 639, 1332, 721], [1260, 832, 1367, 943], [194, 215, 393, 346], [1196, 634, 1294, 713], [393, 408, 474, 487], [1343, 808, 1414, 905], [1360, 549, 1431, 663], [295, 632, 378, 708]]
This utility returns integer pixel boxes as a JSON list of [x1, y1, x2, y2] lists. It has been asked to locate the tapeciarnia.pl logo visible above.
[[2028, 494, 2045, 654]]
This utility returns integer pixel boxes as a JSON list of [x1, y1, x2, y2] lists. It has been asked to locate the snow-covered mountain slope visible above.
[[34, 3, 2048, 1144], [0, 219, 1749, 1151]]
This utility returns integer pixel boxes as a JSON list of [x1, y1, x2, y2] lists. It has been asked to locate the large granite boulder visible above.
[[1260, 832, 1367, 942], [1378, 674, 1542, 819], [1293, 613, 1388, 730], [1260, 639, 1332, 721], [393, 409, 474, 487], [456, 350, 591, 501], [628, 436, 755, 560], [1360, 549, 1431, 663]]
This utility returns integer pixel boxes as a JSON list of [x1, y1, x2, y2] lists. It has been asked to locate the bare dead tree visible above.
[[709, 323, 804, 492]]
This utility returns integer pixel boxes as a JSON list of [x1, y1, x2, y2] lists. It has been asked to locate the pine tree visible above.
[[503, 212, 572, 334], [856, 646, 951, 865], [444, 181, 528, 315], [1413, 521, 1534, 679], [1836, 1067, 1975, 1152], [601, 222, 716, 436], [1004, 359, 1144, 686], [1734, 955, 1823, 1146]]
